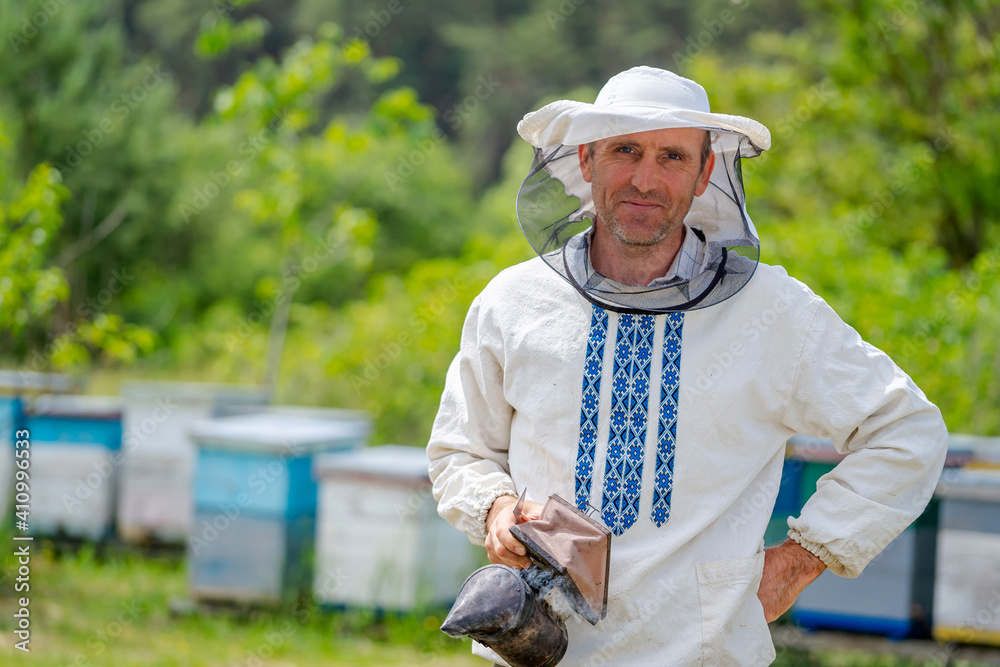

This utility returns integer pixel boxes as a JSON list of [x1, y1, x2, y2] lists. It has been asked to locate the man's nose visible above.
[[630, 154, 659, 193]]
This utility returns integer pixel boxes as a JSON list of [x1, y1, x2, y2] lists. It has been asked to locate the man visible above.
[[427, 66, 946, 665]]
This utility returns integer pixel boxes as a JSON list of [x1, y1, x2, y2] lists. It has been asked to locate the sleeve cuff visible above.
[[787, 529, 850, 577], [470, 486, 519, 545]]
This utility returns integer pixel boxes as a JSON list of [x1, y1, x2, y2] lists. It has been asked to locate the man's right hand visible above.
[[484, 494, 544, 569]]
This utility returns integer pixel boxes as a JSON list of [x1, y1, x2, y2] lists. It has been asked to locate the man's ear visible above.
[[694, 150, 715, 197], [578, 144, 593, 184]]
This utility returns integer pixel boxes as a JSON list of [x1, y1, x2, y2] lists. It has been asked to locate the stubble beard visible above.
[[599, 185, 696, 248]]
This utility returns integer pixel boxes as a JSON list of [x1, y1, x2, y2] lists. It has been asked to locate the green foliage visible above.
[[262, 134, 535, 445], [278, 233, 530, 446], [1, 0, 996, 444], [694, 0, 1000, 268], [0, 160, 69, 337], [682, 0, 1000, 436], [0, 0, 188, 365], [195, 7, 271, 59]]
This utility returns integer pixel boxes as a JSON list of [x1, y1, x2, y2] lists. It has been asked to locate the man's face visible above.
[[578, 127, 715, 248]]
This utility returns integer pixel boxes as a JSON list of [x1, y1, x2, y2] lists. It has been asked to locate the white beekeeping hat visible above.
[[516, 66, 771, 312]]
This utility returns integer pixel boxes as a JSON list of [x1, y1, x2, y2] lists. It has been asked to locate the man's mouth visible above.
[[621, 200, 661, 210]]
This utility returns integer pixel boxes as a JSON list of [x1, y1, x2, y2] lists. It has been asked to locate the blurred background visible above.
[[0, 0, 998, 664]]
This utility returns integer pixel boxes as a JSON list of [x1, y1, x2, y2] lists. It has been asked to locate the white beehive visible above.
[[117, 381, 268, 543], [0, 372, 80, 523], [933, 467, 1000, 647], [946, 433, 1000, 469], [26, 394, 122, 541], [313, 445, 479, 611]]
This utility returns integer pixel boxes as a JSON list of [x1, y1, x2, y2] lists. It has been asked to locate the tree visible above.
[[0, 0, 186, 364], [680, 0, 1000, 435]]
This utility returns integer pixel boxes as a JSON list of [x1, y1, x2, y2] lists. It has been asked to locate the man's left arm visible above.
[[760, 296, 948, 615]]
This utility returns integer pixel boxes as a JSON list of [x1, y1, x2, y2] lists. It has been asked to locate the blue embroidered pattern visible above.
[[574, 306, 608, 512], [601, 313, 655, 536], [651, 312, 684, 526]]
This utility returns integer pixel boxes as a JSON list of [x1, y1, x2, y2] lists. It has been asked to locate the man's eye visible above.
[[665, 153, 681, 160], [617, 146, 635, 154]]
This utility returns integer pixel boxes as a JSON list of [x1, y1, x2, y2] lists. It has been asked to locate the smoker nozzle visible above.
[[440, 563, 567, 667]]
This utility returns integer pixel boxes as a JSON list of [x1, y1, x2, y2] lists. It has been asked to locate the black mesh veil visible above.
[[515, 130, 764, 314]]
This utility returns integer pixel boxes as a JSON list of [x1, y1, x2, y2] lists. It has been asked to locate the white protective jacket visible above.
[[427, 257, 947, 666]]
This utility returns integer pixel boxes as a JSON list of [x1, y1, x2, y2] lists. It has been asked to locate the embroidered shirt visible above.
[[427, 257, 947, 666]]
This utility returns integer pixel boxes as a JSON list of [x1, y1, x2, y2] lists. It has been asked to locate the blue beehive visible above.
[[788, 434, 967, 639], [1, 395, 25, 522], [25, 394, 123, 540], [764, 456, 804, 546], [187, 408, 370, 604], [0, 371, 82, 523]]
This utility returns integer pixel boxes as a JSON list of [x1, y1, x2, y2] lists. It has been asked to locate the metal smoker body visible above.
[[441, 494, 612, 667]]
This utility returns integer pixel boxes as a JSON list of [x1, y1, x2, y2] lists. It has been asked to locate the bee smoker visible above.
[[440, 494, 612, 667]]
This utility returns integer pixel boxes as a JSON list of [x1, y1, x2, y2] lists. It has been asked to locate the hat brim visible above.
[[517, 99, 770, 154]]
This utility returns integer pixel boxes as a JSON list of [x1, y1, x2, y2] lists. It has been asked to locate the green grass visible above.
[[0, 543, 992, 666], [0, 542, 481, 666]]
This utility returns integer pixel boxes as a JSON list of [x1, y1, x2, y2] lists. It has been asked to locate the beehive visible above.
[[932, 467, 1000, 646], [313, 445, 479, 611], [0, 371, 80, 522], [187, 408, 369, 604], [0, 395, 24, 523], [117, 381, 268, 543], [947, 433, 1000, 469], [764, 457, 803, 546], [788, 435, 939, 639], [25, 395, 123, 541]]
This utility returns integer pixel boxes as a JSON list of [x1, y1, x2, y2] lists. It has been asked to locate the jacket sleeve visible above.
[[427, 294, 517, 545], [782, 298, 948, 578]]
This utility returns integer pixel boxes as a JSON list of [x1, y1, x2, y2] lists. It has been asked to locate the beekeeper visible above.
[[427, 66, 947, 666]]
